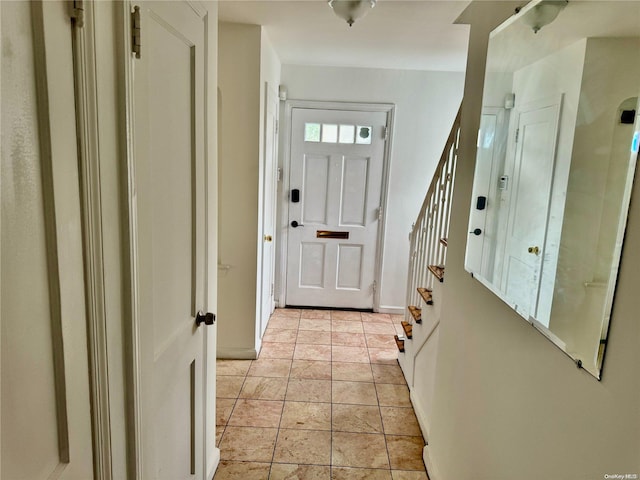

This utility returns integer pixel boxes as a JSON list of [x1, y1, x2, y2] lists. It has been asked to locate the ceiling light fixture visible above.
[[328, 0, 376, 27], [522, 0, 568, 34]]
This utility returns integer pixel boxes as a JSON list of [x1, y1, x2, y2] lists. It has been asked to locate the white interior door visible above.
[[132, 2, 210, 478], [1, 1, 94, 478], [502, 97, 561, 321], [259, 85, 279, 335], [286, 108, 388, 309]]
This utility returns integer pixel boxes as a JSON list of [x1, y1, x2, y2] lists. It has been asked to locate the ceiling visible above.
[[218, 1, 473, 72]]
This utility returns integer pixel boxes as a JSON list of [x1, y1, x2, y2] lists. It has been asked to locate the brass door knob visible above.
[[528, 246, 540, 255], [264, 235, 273, 242]]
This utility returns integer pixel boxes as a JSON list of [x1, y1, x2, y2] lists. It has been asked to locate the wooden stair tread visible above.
[[408, 305, 422, 324], [440, 238, 448, 247], [428, 264, 445, 282], [394, 335, 405, 353], [417, 287, 433, 305], [401, 321, 413, 339]]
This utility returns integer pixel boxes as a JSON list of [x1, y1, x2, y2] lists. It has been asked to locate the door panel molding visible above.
[[279, 100, 395, 310]]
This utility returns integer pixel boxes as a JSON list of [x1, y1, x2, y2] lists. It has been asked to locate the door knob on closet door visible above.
[[291, 221, 303, 228], [527, 246, 540, 255], [195, 311, 215, 326]]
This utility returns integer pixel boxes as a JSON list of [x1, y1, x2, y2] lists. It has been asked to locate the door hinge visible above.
[[377, 207, 383, 221], [383, 126, 389, 140], [271, 283, 274, 296], [69, 0, 85, 28], [131, 6, 141, 59], [515, 128, 520, 143], [275, 119, 279, 135], [372, 281, 377, 293]]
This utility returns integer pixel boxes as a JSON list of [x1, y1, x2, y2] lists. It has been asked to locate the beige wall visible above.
[[428, 3, 640, 478]]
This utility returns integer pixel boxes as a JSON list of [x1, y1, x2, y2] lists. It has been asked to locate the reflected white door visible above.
[[260, 85, 279, 335], [286, 108, 388, 309], [1, 1, 94, 478], [502, 97, 561, 321], [132, 2, 210, 478]]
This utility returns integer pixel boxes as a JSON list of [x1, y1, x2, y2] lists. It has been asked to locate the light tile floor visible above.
[[215, 308, 429, 480]]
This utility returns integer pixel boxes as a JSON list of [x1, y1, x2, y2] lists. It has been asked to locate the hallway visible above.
[[215, 308, 429, 479]]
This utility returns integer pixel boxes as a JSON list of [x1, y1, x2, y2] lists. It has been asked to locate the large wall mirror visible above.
[[465, 0, 640, 379]]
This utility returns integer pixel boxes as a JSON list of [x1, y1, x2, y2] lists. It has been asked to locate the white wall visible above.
[[427, 2, 640, 478], [278, 65, 465, 312], [218, 23, 281, 358]]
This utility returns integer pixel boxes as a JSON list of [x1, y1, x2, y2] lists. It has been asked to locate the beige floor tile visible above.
[[227, 399, 283, 428], [293, 344, 332, 361], [216, 426, 224, 447], [239, 377, 288, 400], [290, 360, 332, 380], [380, 407, 422, 437], [268, 316, 300, 330], [263, 328, 298, 344], [217, 375, 245, 398], [219, 426, 278, 462], [272, 308, 302, 318], [331, 311, 362, 321], [217, 360, 253, 376], [332, 345, 370, 363], [385, 436, 425, 471], [391, 471, 429, 480], [213, 461, 272, 480], [280, 401, 331, 430], [331, 467, 393, 480], [248, 358, 292, 378], [363, 322, 397, 335], [368, 348, 399, 365], [273, 429, 331, 465], [361, 313, 393, 323], [375, 384, 411, 407], [296, 330, 332, 345], [300, 309, 332, 320], [332, 321, 364, 333], [331, 332, 366, 347], [365, 333, 397, 349], [299, 318, 332, 332], [372, 364, 407, 385], [332, 404, 383, 433], [331, 432, 390, 469], [217, 398, 236, 426], [332, 381, 378, 406], [331, 362, 373, 382], [286, 378, 332, 403], [270, 464, 331, 480], [260, 342, 296, 359]]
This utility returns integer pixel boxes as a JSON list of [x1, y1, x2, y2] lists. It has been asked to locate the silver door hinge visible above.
[[515, 128, 520, 143], [131, 6, 141, 59], [372, 281, 377, 293], [275, 120, 279, 135], [383, 126, 389, 140], [70, 0, 85, 27], [377, 207, 383, 221], [271, 283, 274, 296]]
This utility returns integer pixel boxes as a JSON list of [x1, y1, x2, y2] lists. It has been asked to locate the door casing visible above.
[[278, 100, 395, 311]]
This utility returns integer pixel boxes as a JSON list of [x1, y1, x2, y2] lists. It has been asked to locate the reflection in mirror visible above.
[[465, 0, 640, 379]]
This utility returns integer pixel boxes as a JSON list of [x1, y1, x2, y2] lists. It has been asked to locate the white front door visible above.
[[286, 108, 388, 309], [131, 2, 211, 478], [259, 85, 279, 336], [1, 1, 94, 478], [502, 97, 561, 322]]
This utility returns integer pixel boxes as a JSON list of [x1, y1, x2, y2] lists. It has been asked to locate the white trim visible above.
[[71, 2, 113, 477], [216, 348, 259, 360], [278, 99, 396, 311], [207, 447, 221, 480], [377, 306, 404, 315], [409, 389, 430, 443], [423, 444, 441, 480]]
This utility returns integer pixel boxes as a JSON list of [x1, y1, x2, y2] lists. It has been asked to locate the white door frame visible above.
[[278, 100, 395, 311]]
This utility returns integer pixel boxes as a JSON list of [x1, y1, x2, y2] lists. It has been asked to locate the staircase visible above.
[[395, 105, 461, 442]]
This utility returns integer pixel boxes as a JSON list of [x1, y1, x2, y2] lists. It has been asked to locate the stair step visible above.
[[417, 287, 433, 305], [401, 321, 413, 339], [408, 305, 422, 324], [440, 238, 448, 247], [394, 335, 405, 353], [428, 264, 445, 282]]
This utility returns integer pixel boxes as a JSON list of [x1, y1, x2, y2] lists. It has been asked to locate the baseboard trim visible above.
[[216, 347, 257, 359], [207, 447, 220, 480], [377, 305, 404, 315], [409, 389, 430, 443], [423, 444, 441, 480]]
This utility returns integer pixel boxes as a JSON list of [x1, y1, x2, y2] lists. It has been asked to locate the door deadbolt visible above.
[[264, 235, 273, 242]]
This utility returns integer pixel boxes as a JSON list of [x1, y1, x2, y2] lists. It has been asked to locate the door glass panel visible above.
[[339, 124, 355, 144], [304, 123, 321, 142], [356, 126, 372, 144], [321, 124, 338, 143]]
